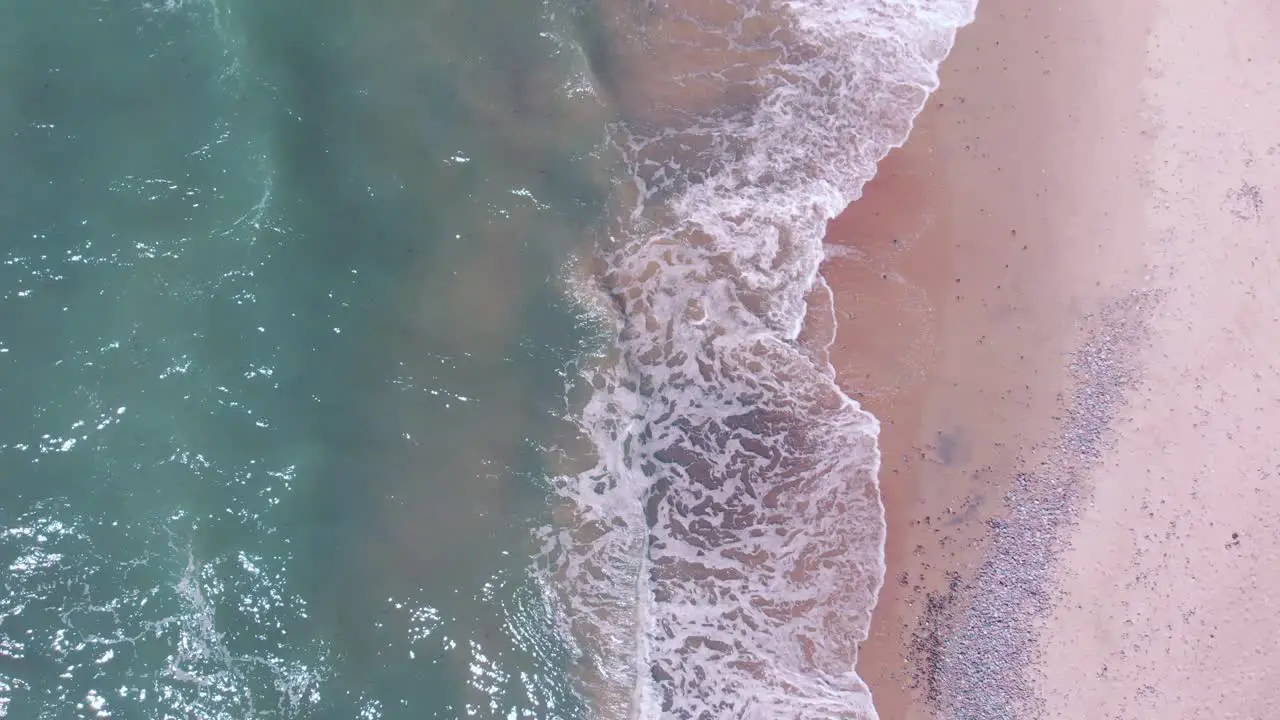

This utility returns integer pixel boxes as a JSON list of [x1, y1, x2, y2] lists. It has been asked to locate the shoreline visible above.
[[826, 0, 1147, 715], [830, 0, 1280, 716], [826, 0, 1146, 704]]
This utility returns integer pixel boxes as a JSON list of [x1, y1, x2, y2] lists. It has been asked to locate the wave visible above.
[[544, 0, 976, 718]]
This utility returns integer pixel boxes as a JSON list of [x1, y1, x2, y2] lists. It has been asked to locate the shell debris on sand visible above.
[[909, 290, 1160, 719]]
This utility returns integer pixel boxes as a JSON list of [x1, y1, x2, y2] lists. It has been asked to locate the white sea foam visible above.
[[547, 0, 976, 718]]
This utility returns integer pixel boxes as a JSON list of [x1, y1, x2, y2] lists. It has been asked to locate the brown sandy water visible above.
[[547, 0, 976, 717]]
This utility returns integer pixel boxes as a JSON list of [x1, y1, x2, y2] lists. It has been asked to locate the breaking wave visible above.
[[544, 0, 977, 718]]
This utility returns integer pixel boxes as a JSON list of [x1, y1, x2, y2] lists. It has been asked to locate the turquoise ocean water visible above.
[[1, 1, 978, 718], [1, 1, 605, 717]]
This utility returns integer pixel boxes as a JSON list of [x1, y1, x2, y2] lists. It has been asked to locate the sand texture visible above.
[[827, 0, 1280, 716]]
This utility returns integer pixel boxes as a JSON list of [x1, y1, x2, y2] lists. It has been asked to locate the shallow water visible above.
[[549, 1, 975, 717], [1, 0, 976, 718]]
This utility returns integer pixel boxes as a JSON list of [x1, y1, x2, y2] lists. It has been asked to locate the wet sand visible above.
[[828, 0, 1280, 716]]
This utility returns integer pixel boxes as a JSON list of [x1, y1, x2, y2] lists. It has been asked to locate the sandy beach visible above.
[[827, 0, 1280, 716]]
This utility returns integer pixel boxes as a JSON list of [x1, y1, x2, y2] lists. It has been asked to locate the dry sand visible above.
[[826, 0, 1280, 717]]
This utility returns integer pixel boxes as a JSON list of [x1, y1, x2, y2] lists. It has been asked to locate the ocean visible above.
[[0, 1, 973, 718]]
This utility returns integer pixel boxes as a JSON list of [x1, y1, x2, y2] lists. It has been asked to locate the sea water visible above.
[[1, 0, 603, 716], [0, 0, 974, 718], [549, 1, 975, 717]]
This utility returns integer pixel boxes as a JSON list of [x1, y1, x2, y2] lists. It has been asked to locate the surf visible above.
[[545, 0, 978, 717]]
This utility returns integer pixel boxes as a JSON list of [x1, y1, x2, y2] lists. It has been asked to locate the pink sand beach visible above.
[[826, 0, 1280, 716]]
